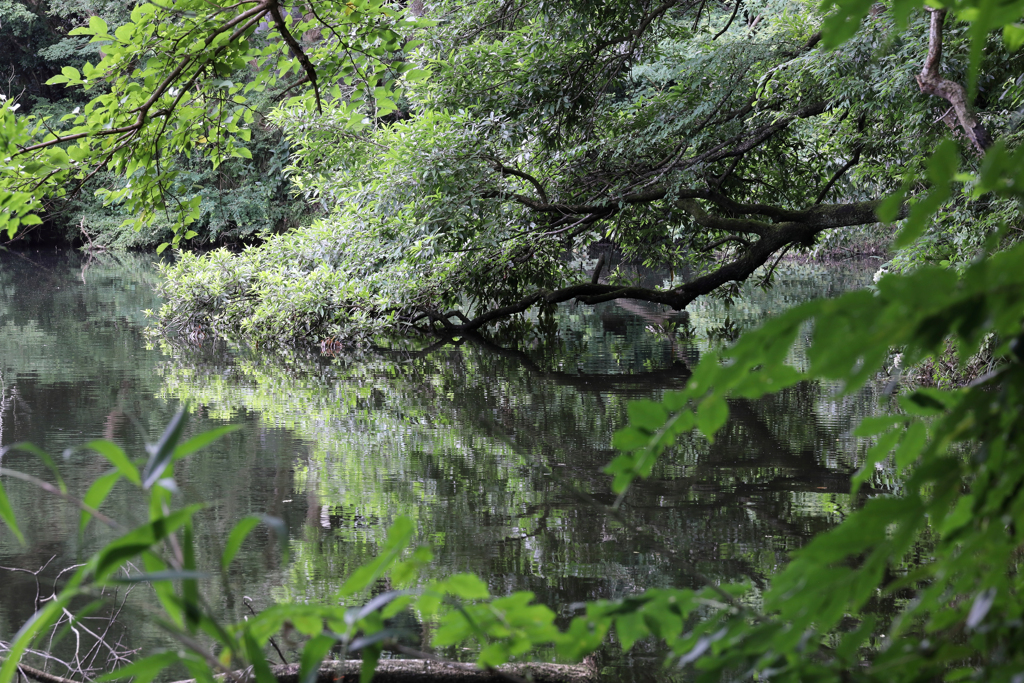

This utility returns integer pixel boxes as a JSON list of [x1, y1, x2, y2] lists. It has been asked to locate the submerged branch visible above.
[[164, 659, 597, 683]]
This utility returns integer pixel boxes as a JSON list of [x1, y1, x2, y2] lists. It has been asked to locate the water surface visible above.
[[0, 249, 887, 680]]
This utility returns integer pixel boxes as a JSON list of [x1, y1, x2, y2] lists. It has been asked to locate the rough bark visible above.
[[916, 8, 991, 153]]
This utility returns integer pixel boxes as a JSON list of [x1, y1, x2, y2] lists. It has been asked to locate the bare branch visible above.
[[713, 0, 743, 40], [490, 159, 549, 204], [814, 147, 861, 204]]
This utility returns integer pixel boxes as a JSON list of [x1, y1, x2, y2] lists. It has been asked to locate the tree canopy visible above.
[[160, 0, 1022, 342], [1, 0, 424, 245], [5, 0, 1020, 342]]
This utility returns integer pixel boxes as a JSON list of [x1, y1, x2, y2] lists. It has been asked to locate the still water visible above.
[[0, 249, 886, 679]]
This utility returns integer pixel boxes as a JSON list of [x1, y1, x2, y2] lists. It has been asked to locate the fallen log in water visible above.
[[9, 656, 597, 683], [164, 659, 598, 683]]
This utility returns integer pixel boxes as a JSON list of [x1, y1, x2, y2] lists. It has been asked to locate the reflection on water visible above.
[[0, 250, 887, 679]]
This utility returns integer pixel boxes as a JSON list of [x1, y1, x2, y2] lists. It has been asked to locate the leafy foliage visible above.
[[6, 0, 1024, 680], [1, 0, 424, 250], [595, 240, 1024, 679], [0, 412, 439, 683], [157, 0, 1024, 341]]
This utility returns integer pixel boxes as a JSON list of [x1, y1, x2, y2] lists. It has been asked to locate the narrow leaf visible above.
[[9, 443, 66, 493], [85, 440, 140, 485], [299, 634, 336, 683], [143, 408, 188, 490], [0, 478, 25, 545], [173, 424, 241, 462], [221, 515, 261, 570], [80, 470, 121, 535]]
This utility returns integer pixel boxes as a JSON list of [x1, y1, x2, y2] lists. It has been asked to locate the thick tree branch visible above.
[[269, 2, 322, 114], [916, 8, 991, 153], [676, 198, 772, 235], [408, 199, 906, 335]]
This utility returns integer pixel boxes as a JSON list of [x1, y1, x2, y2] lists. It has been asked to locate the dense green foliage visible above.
[[0, 1, 304, 247], [4, 0, 1024, 681], [1, 0, 419, 247], [154, 0, 1024, 343]]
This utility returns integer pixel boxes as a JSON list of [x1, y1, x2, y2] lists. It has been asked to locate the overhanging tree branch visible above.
[[269, 2, 322, 114], [407, 199, 906, 335]]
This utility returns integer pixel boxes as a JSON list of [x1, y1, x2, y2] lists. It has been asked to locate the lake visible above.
[[0, 249, 887, 680]]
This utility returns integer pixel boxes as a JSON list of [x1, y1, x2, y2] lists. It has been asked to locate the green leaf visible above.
[[173, 424, 240, 462], [9, 442, 66, 493], [221, 515, 261, 570], [695, 395, 728, 441], [95, 504, 204, 579], [939, 495, 975, 536], [142, 408, 188, 489], [338, 516, 414, 596], [877, 179, 911, 223], [614, 610, 649, 652], [292, 613, 324, 636], [627, 400, 667, 432], [899, 390, 953, 415], [85, 440, 140, 485], [299, 634, 336, 683], [893, 421, 927, 471], [221, 514, 288, 571], [852, 415, 906, 437], [818, 0, 874, 49], [1004, 24, 1024, 51], [242, 631, 278, 683], [80, 470, 121, 535], [359, 644, 383, 683], [0, 477, 25, 545], [88, 15, 109, 35], [926, 139, 961, 185], [611, 426, 652, 451], [443, 573, 491, 600]]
